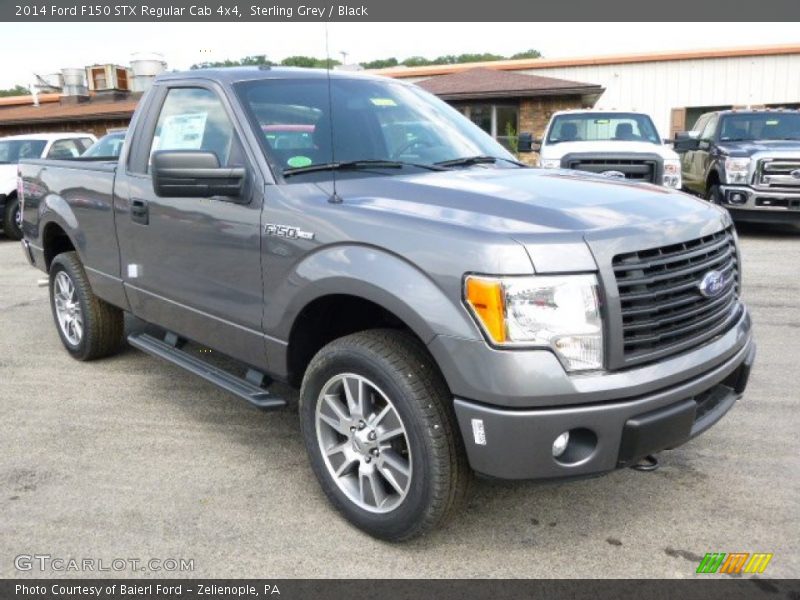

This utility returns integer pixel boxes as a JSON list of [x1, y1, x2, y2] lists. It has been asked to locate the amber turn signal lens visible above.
[[465, 277, 506, 343]]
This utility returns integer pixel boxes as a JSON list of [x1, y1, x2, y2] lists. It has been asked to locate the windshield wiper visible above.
[[283, 159, 447, 177], [434, 155, 527, 168]]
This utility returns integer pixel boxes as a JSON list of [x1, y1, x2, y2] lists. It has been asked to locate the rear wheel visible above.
[[299, 329, 469, 541], [49, 252, 124, 360], [3, 196, 22, 240]]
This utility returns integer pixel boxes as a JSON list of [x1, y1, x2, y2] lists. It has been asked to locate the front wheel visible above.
[[299, 329, 469, 541], [3, 196, 23, 240], [706, 184, 723, 204]]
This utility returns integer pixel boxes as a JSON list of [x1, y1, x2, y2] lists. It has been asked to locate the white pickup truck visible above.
[[536, 110, 681, 189], [0, 132, 95, 239]]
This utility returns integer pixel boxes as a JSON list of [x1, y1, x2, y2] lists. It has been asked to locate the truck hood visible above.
[[338, 167, 724, 236], [0, 163, 17, 195], [539, 140, 678, 160], [339, 168, 728, 272], [716, 139, 800, 156]]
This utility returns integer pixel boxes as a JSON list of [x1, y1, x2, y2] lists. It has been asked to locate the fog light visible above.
[[727, 191, 747, 205], [552, 431, 570, 457]]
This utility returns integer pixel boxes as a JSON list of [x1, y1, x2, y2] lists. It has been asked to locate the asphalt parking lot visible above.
[[1, 224, 798, 579]]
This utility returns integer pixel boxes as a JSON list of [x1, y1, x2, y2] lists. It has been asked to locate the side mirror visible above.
[[517, 132, 534, 153], [673, 131, 700, 152], [151, 150, 246, 199]]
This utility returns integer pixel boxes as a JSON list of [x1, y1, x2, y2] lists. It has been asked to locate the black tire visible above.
[[3, 196, 22, 240], [49, 251, 124, 360], [706, 184, 723, 204], [299, 329, 470, 541]]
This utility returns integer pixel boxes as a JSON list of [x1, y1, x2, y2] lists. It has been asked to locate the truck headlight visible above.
[[725, 157, 751, 185], [539, 158, 561, 169], [662, 159, 681, 188], [464, 274, 603, 372]]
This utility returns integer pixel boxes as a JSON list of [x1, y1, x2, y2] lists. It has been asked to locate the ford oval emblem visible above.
[[791, 169, 800, 180], [600, 170, 626, 180], [698, 270, 727, 298]]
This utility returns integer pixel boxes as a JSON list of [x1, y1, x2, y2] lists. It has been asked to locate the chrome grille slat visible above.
[[612, 227, 740, 363]]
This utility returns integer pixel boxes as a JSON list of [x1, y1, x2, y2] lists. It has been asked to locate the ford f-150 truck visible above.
[[674, 109, 800, 225], [1, 133, 95, 239], [18, 68, 755, 541], [537, 110, 682, 189]]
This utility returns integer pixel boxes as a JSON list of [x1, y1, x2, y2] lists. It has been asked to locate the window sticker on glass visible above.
[[287, 155, 313, 168], [370, 98, 397, 107], [765, 120, 779, 125], [594, 119, 610, 124], [157, 112, 208, 150]]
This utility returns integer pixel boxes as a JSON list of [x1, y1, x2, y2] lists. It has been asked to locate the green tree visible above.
[[281, 56, 340, 69], [190, 55, 274, 69], [360, 58, 399, 69], [0, 85, 30, 97], [510, 49, 542, 60]]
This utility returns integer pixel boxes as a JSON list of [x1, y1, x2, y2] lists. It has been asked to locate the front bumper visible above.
[[451, 332, 755, 480], [719, 185, 800, 224]]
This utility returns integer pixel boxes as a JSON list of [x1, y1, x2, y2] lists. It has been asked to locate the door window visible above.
[[47, 139, 88, 159], [700, 116, 718, 141], [149, 87, 242, 170]]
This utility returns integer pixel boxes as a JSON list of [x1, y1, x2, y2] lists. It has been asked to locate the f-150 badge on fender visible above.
[[264, 223, 315, 240]]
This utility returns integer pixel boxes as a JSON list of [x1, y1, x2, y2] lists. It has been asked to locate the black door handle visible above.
[[130, 199, 149, 225]]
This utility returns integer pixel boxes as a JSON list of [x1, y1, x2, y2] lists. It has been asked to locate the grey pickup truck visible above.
[[18, 67, 755, 541]]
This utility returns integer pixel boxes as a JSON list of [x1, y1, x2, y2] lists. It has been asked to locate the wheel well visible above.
[[287, 294, 416, 388], [43, 223, 75, 271]]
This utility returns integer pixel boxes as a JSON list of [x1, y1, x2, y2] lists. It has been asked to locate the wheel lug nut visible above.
[[371, 448, 379, 456], [349, 426, 356, 432], [364, 456, 371, 463], [358, 420, 366, 430], [368, 431, 377, 441]]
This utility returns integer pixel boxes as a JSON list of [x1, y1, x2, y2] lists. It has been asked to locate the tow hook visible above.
[[631, 454, 660, 472]]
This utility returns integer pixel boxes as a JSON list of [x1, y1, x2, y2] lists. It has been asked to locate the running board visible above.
[[127, 332, 287, 410]]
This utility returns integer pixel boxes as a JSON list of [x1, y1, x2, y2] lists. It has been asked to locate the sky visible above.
[[0, 22, 796, 89]]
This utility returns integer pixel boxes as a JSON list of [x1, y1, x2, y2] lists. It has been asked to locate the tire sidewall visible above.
[[49, 256, 90, 359], [5, 197, 23, 240], [300, 342, 439, 540], [707, 184, 722, 204]]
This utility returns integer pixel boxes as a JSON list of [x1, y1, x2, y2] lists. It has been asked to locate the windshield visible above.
[[546, 113, 661, 144], [235, 76, 515, 178], [83, 132, 125, 158], [0, 139, 47, 164], [719, 113, 800, 142]]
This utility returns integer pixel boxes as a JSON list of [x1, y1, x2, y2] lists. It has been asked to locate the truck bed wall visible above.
[[20, 159, 127, 309]]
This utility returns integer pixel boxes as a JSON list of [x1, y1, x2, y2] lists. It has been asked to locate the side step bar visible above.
[[127, 332, 287, 410]]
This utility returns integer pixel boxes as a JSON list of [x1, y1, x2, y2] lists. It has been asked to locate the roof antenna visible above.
[[325, 23, 342, 204]]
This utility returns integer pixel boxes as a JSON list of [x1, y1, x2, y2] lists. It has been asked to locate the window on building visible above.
[[90, 67, 107, 90], [116, 68, 128, 91], [458, 102, 519, 151]]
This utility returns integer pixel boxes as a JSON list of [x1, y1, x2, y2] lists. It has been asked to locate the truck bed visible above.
[[19, 157, 122, 305]]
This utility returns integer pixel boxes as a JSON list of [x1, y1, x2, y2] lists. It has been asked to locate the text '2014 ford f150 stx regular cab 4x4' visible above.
[[18, 67, 755, 541]]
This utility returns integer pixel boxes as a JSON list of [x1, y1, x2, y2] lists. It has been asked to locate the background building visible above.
[[377, 44, 800, 139]]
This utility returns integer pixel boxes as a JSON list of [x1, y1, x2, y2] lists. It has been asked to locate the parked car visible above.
[[82, 131, 127, 159], [0, 133, 95, 239], [18, 68, 754, 541], [674, 109, 800, 225], [537, 110, 682, 188]]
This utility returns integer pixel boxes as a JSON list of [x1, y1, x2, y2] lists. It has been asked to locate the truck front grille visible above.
[[757, 158, 800, 189], [612, 228, 741, 364], [565, 157, 658, 183]]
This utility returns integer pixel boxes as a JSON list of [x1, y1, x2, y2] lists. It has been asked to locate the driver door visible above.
[[115, 83, 267, 367]]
